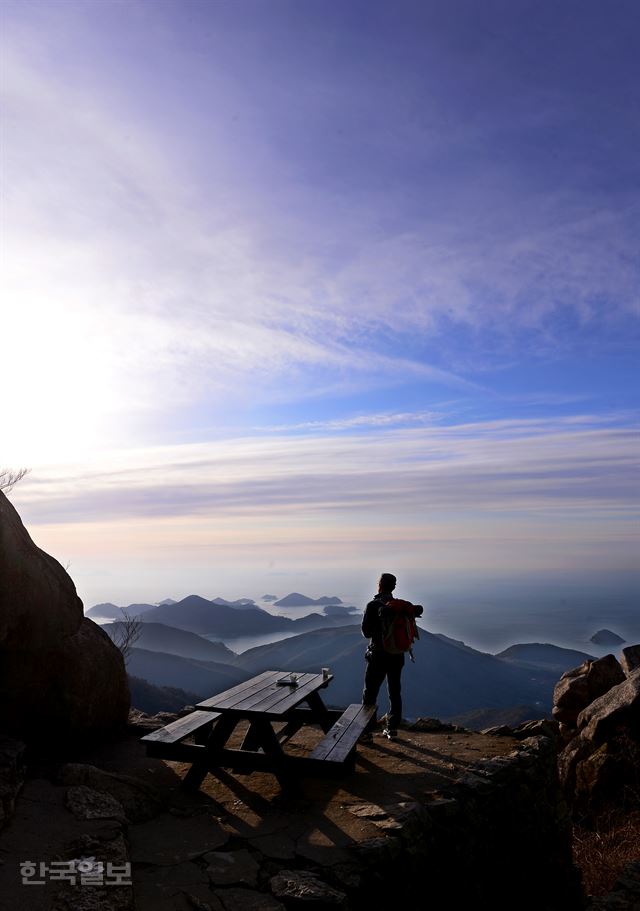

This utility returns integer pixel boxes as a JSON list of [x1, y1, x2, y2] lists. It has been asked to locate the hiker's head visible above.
[[378, 573, 396, 594]]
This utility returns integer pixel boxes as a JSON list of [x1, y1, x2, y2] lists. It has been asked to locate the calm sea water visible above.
[[221, 574, 640, 657], [94, 571, 639, 659]]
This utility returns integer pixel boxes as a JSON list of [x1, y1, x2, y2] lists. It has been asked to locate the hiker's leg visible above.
[[362, 650, 386, 722], [385, 654, 405, 730]]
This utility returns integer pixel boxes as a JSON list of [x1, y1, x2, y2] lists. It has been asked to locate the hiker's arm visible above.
[[361, 602, 377, 638]]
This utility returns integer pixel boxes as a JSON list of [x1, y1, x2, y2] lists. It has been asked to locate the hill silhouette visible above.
[[232, 625, 561, 719], [139, 595, 354, 638]]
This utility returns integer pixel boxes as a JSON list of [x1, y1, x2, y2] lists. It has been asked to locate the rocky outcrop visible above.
[[620, 644, 640, 676], [0, 491, 130, 744], [0, 491, 83, 649], [556, 648, 640, 817], [553, 655, 625, 727]]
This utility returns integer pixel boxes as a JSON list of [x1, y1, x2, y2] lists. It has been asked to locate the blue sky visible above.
[[2, 0, 638, 607]]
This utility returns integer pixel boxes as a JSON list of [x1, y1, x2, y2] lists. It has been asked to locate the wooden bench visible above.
[[309, 703, 376, 770], [141, 710, 220, 759]]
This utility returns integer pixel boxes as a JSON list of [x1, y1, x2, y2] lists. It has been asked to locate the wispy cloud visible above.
[[14, 415, 638, 527], [3, 9, 639, 464]]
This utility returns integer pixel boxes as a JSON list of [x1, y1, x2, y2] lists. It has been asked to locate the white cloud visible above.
[[2, 14, 638, 465], [13, 414, 638, 526]]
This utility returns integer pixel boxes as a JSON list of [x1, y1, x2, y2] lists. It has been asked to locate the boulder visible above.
[[0, 618, 130, 744], [0, 491, 130, 743], [586, 654, 625, 699], [0, 491, 83, 649], [574, 743, 621, 808], [557, 736, 594, 792], [577, 669, 640, 744], [553, 656, 626, 728], [553, 673, 589, 725], [620, 644, 640, 677]]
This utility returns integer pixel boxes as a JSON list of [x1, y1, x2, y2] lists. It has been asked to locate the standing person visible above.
[[361, 572, 423, 739]]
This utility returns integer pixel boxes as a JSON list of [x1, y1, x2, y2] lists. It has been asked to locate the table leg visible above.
[[249, 718, 294, 791], [181, 713, 238, 791], [240, 720, 263, 752], [304, 690, 333, 733]]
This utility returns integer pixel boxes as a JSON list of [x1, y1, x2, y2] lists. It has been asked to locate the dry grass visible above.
[[572, 807, 640, 895]]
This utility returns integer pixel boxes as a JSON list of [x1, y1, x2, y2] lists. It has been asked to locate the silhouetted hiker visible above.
[[361, 572, 423, 739]]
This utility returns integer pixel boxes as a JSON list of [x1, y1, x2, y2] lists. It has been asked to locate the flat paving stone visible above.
[[217, 887, 286, 911], [129, 812, 229, 865], [204, 848, 260, 888]]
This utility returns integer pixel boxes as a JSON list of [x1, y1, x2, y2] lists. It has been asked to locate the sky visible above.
[[1, 0, 638, 611]]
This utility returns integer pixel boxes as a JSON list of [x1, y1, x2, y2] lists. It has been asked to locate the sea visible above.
[[214, 573, 640, 658]]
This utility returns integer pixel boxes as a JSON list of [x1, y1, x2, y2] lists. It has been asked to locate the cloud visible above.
[[13, 415, 638, 529], [3, 14, 639, 458]]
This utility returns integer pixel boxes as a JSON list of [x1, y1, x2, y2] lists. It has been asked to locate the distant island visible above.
[[274, 592, 343, 607], [590, 629, 625, 646]]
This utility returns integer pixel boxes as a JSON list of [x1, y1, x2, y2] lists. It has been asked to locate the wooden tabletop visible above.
[[196, 669, 333, 719]]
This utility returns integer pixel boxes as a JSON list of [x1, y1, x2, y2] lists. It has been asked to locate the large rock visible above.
[[0, 491, 130, 743], [0, 491, 83, 649], [552, 656, 625, 728], [620, 644, 640, 677], [577, 668, 640, 744], [0, 618, 130, 744]]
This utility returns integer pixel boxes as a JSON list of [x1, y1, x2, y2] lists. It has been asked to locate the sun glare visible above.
[[3, 291, 119, 463]]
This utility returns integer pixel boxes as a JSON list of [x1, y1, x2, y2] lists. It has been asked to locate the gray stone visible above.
[[248, 833, 296, 860], [574, 743, 621, 807], [133, 862, 222, 911], [349, 835, 403, 863], [219, 888, 285, 911], [270, 870, 348, 907], [586, 654, 626, 700], [560, 660, 592, 681], [204, 848, 260, 887], [577, 668, 640, 743], [65, 786, 126, 822], [134, 882, 222, 911], [513, 719, 559, 739], [553, 672, 590, 719], [135, 861, 209, 888], [348, 803, 388, 820], [58, 764, 163, 823], [557, 736, 595, 791], [129, 812, 229, 864], [480, 725, 513, 736], [620, 645, 640, 677]]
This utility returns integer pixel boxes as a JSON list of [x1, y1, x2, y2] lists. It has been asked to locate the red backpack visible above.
[[380, 598, 420, 658]]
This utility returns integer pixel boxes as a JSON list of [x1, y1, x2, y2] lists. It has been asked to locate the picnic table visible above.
[[141, 669, 375, 790]]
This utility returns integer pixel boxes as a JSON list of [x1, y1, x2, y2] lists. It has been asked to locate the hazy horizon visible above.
[[82, 569, 640, 657]]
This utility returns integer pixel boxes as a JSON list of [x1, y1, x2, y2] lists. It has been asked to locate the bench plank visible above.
[[309, 704, 376, 763], [141, 710, 220, 745]]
